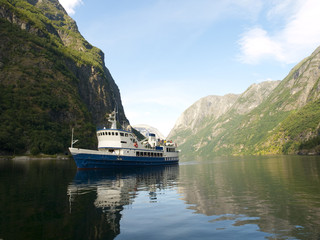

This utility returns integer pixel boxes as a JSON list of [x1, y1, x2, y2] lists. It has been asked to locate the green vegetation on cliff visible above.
[[170, 46, 320, 158], [257, 99, 320, 155], [0, 17, 95, 154], [0, 0, 127, 155]]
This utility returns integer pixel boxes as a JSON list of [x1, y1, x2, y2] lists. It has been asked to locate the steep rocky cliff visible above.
[[169, 46, 320, 157], [0, 0, 128, 154], [169, 94, 239, 146]]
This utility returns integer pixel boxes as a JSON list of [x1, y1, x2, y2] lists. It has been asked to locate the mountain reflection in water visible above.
[[1, 156, 320, 239], [177, 156, 320, 240]]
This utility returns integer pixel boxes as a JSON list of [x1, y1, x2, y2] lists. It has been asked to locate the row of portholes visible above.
[[98, 131, 131, 137], [136, 151, 163, 157], [97, 131, 118, 136]]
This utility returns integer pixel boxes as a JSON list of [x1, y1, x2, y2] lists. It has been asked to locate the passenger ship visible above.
[[69, 111, 179, 168]]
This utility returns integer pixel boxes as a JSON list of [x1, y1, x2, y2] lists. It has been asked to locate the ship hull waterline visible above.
[[70, 149, 179, 169]]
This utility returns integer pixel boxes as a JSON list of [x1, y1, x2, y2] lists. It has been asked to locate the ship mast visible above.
[[107, 109, 117, 129], [70, 128, 78, 148]]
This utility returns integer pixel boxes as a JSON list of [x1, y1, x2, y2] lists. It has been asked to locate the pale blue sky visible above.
[[60, 0, 320, 137]]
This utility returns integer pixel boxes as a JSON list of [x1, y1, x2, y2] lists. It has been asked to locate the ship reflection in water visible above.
[[67, 165, 179, 239]]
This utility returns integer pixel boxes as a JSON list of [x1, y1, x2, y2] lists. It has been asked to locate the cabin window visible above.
[[116, 132, 118, 136], [120, 133, 124, 136], [166, 147, 175, 152], [121, 141, 127, 144], [112, 132, 114, 136], [125, 133, 128, 137], [136, 152, 140, 156]]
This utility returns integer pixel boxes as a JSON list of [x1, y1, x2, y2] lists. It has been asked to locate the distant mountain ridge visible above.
[[169, 46, 320, 157], [0, 0, 128, 154], [133, 124, 165, 140]]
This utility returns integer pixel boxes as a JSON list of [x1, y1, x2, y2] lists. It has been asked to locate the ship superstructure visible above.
[[69, 110, 179, 168]]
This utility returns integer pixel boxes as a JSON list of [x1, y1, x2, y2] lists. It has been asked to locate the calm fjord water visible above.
[[1, 155, 320, 239]]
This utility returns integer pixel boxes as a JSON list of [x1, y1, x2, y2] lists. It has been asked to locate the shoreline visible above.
[[0, 154, 71, 160]]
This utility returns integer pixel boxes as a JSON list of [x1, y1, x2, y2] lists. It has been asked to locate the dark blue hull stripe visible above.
[[72, 153, 179, 168]]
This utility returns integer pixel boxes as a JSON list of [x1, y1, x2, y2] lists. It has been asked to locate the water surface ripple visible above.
[[1, 155, 320, 239]]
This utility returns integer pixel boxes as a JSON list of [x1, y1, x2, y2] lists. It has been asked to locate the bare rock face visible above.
[[168, 81, 279, 142], [0, 0, 128, 154], [1, 0, 128, 126], [231, 81, 280, 115], [168, 94, 239, 137], [270, 46, 320, 112]]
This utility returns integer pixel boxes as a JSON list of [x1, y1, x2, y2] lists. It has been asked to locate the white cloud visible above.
[[238, 0, 320, 64], [59, 0, 83, 15], [238, 27, 284, 64]]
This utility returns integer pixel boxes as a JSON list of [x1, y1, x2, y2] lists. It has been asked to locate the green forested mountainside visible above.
[[0, 0, 128, 155], [169, 46, 320, 158], [256, 98, 320, 155]]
